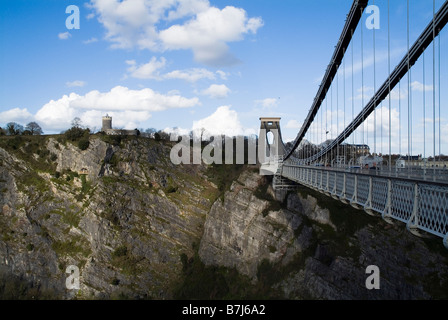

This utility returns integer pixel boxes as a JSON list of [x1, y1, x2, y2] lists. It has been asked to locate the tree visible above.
[[78, 138, 90, 150], [0, 127, 5, 136], [71, 117, 82, 128], [6, 122, 24, 136], [65, 126, 90, 141], [145, 128, 157, 138], [156, 130, 170, 141], [25, 122, 43, 135]]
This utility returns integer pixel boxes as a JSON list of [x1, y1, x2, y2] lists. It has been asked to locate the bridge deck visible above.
[[280, 163, 448, 249]]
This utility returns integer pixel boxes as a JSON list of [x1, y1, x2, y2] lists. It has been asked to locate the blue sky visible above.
[[0, 0, 447, 155]]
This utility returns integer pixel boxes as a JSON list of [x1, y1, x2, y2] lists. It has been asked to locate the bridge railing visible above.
[[281, 163, 448, 248]]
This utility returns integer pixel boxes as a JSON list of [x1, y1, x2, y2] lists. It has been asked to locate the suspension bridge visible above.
[[260, 0, 448, 249]]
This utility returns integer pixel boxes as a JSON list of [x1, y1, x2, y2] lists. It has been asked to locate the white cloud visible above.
[[126, 57, 166, 80], [350, 86, 374, 101], [389, 87, 408, 101], [86, 13, 96, 20], [81, 109, 151, 130], [192, 105, 250, 136], [255, 98, 279, 109], [58, 32, 71, 40], [66, 80, 87, 88], [83, 37, 98, 44], [411, 81, 433, 92], [285, 119, 302, 129], [343, 47, 407, 77], [89, 0, 263, 66], [0, 108, 33, 125], [201, 84, 231, 99], [164, 68, 215, 82], [33, 85, 199, 131], [160, 6, 263, 65], [163, 126, 191, 137], [216, 70, 228, 80], [125, 58, 218, 82]]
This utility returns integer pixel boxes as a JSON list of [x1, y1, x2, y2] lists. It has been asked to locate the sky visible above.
[[0, 0, 447, 156]]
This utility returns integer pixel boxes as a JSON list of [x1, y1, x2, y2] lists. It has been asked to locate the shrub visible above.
[[64, 127, 89, 141], [112, 246, 128, 258], [6, 136, 23, 150], [38, 149, 50, 158], [78, 139, 90, 150], [101, 134, 122, 146], [166, 185, 178, 193]]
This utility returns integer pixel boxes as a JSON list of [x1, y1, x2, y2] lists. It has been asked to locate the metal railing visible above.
[[281, 163, 448, 249]]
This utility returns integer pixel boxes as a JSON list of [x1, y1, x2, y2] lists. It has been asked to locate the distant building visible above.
[[396, 155, 448, 169], [359, 155, 383, 168], [102, 115, 139, 136], [341, 143, 370, 156]]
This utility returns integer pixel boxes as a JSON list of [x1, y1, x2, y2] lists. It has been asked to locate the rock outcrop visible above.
[[199, 170, 305, 278], [199, 170, 448, 299], [0, 136, 216, 299], [1, 135, 447, 300]]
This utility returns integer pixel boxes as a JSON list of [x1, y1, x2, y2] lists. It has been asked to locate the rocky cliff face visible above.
[[0, 135, 447, 300], [199, 170, 448, 299], [0, 135, 216, 299]]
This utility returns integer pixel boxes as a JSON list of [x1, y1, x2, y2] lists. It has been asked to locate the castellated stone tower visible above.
[[102, 115, 112, 132]]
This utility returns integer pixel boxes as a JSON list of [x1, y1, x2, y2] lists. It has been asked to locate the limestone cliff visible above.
[[0, 134, 447, 300], [199, 170, 448, 299], [0, 135, 216, 299]]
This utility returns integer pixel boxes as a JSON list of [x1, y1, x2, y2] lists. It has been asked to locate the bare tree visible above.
[[71, 117, 82, 128], [6, 122, 24, 136], [25, 122, 43, 135]]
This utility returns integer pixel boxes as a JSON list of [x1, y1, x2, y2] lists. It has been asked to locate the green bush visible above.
[[112, 246, 128, 258], [101, 134, 122, 146], [6, 136, 23, 150], [38, 149, 50, 159], [78, 139, 90, 150], [64, 127, 90, 141], [109, 154, 119, 167], [166, 185, 178, 193]]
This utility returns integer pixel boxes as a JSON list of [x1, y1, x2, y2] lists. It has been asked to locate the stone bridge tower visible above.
[[259, 117, 285, 160]]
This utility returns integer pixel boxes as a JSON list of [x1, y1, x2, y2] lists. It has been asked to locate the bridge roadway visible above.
[[277, 160, 448, 249]]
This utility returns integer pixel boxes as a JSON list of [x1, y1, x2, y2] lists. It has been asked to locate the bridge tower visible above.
[[259, 117, 285, 159]]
